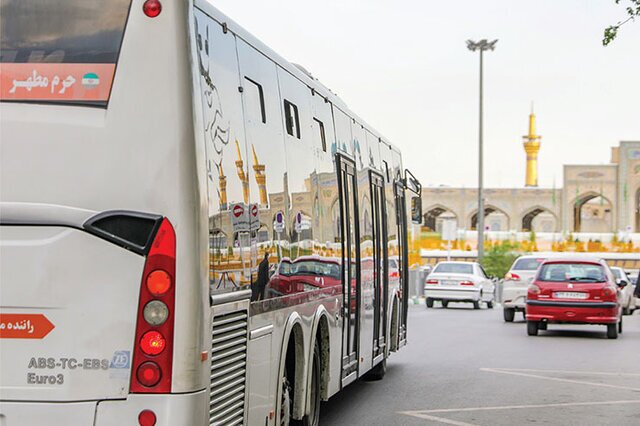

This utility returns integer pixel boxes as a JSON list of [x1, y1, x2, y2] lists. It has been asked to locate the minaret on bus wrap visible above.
[[234, 140, 250, 204], [216, 161, 228, 210], [523, 105, 542, 187], [251, 144, 268, 206]]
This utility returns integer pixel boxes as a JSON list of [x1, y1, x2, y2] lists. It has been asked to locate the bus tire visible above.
[[301, 340, 321, 426], [280, 371, 293, 426], [364, 358, 386, 381]]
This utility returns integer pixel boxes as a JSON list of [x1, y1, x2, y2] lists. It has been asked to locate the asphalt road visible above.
[[320, 302, 640, 425]]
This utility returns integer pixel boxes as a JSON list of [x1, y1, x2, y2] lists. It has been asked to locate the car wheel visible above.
[[442, 300, 449, 308], [538, 322, 547, 331], [487, 301, 494, 309], [607, 323, 618, 339], [473, 301, 481, 310], [503, 308, 515, 322], [527, 321, 539, 336], [426, 298, 434, 308], [623, 306, 631, 316]]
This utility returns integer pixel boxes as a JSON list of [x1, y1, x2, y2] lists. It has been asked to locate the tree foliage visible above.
[[481, 241, 519, 279], [603, 0, 640, 45]]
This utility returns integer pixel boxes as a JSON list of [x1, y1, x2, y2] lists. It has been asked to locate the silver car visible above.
[[502, 255, 546, 322], [611, 267, 636, 315], [424, 261, 495, 309]]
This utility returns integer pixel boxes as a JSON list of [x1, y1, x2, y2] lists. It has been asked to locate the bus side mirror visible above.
[[411, 196, 422, 225]]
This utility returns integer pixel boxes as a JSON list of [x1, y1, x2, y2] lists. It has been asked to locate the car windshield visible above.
[[292, 261, 340, 279], [513, 258, 545, 270], [433, 263, 473, 274], [538, 263, 606, 283]]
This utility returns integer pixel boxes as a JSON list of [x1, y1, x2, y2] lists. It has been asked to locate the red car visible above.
[[526, 258, 624, 339]]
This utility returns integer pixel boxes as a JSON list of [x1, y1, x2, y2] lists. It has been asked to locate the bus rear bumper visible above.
[[95, 390, 208, 425], [0, 390, 208, 426]]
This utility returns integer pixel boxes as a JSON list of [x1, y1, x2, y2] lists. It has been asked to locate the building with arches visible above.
[[421, 141, 640, 234]]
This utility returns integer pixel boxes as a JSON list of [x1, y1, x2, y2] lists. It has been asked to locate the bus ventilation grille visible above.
[[211, 310, 248, 426]]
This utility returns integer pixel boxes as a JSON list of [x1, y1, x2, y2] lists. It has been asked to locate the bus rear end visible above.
[[0, 1, 207, 424]]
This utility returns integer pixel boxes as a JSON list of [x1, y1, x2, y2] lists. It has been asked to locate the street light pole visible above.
[[466, 39, 497, 262]]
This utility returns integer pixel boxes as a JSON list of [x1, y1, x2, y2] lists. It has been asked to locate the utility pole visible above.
[[466, 39, 497, 262]]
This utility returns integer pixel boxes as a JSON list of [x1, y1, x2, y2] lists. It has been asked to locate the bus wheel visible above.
[[303, 340, 321, 426], [364, 358, 386, 381], [280, 372, 292, 426]]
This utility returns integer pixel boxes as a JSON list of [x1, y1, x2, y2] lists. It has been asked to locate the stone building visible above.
[[421, 139, 640, 234]]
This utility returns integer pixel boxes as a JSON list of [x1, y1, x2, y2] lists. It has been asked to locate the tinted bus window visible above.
[[1, 0, 132, 107]]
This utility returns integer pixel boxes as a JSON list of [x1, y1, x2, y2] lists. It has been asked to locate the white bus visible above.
[[0, 1, 422, 425]]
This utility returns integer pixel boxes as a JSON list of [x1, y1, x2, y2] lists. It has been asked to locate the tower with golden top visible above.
[[234, 140, 250, 204], [523, 105, 541, 187], [251, 144, 268, 206]]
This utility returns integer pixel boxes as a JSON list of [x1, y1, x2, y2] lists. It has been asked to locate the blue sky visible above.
[[213, 0, 640, 188]]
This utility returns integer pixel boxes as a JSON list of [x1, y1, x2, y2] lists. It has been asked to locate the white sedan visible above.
[[424, 261, 495, 309], [611, 267, 636, 315]]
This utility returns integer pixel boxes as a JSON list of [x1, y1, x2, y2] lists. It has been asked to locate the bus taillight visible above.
[[130, 218, 175, 393], [142, 0, 162, 18]]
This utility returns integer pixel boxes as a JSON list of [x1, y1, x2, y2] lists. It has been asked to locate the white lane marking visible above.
[[484, 367, 640, 377], [481, 368, 640, 392], [400, 399, 640, 422], [400, 412, 478, 426]]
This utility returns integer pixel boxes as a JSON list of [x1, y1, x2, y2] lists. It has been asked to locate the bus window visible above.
[[284, 99, 300, 138], [0, 0, 132, 107]]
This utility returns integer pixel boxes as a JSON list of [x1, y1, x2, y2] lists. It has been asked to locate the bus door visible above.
[[337, 155, 360, 385], [370, 171, 388, 362], [394, 181, 409, 346]]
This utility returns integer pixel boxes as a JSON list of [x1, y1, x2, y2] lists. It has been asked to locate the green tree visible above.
[[481, 241, 519, 279], [603, 0, 640, 46]]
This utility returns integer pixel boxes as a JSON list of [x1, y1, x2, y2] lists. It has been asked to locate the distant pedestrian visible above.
[[252, 251, 270, 301]]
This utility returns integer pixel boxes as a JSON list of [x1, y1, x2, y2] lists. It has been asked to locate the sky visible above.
[[212, 0, 640, 188]]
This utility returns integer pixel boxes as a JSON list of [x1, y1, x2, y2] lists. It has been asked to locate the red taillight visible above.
[[390, 271, 400, 279], [505, 272, 521, 280], [528, 284, 541, 295], [602, 285, 617, 299], [131, 218, 175, 393], [426, 279, 439, 285], [137, 362, 162, 387], [138, 410, 157, 426], [140, 331, 166, 355], [143, 0, 162, 18], [460, 281, 474, 286]]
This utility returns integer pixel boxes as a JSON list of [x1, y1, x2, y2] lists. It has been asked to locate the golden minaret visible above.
[[251, 144, 268, 206], [216, 161, 227, 208], [522, 105, 541, 187], [234, 140, 250, 204]]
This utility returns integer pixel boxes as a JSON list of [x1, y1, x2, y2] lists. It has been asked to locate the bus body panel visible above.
[[0, 225, 143, 401], [247, 293, 342, 424], [0, 401, 96, 425]]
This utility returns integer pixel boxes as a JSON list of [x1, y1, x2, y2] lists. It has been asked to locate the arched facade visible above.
[[417, 142, 639, 235], [468, 205, 511, 231], [423, 204, 458, 232], [520, 206, 559, 233], [571, 192, 613, 233]]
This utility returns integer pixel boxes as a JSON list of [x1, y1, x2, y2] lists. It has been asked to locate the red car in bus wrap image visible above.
[[526, 258, 625, 339], [267, 256, 342, 297]]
